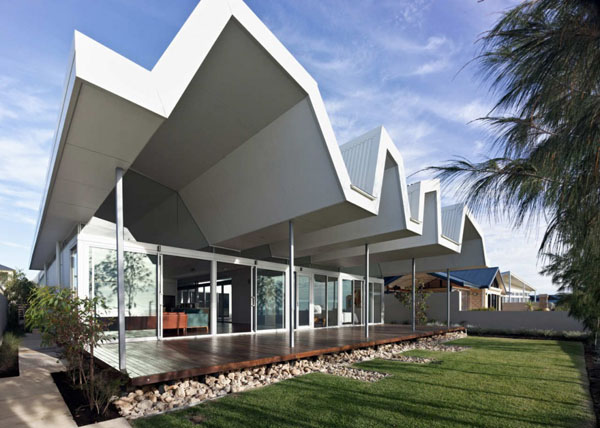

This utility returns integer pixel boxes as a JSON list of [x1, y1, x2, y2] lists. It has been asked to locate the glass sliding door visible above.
[[369, 282, 382, 324], [342, 279, 353, 325], [256, 268, 285, 330], [217, 262, 252, 334], [373, 283, 382, 323], [162, 255, 211, 337], [327, 277, 338, 326], [353, 280, 362, 324], [297, 275, 310, 328], [313, 274, 326, 327], [89, 247, 158, 339]]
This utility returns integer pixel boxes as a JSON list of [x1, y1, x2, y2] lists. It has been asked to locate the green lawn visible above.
[[132, 337, 595, 428]]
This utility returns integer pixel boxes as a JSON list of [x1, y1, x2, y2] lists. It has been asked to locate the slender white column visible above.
[[411, 258, 416, 332], [210, 259, 217, 335], [115, 167, 126, 372], [364, 243, 369, 338], [289, 220, 295, 347], [55, 241, 61, 286], [446, 268, 451, 329], [508, 272, 512, 303]]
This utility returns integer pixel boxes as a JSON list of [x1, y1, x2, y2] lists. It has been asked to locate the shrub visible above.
[[26, 286, 118, 414], [393, 282, 431, 325], [0, 332, 20, 372]]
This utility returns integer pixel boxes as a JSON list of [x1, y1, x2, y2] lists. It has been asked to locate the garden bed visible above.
[[51, 371, 121, 426], [466, 327, 589, 341]]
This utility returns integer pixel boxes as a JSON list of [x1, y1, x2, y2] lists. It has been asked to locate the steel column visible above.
[[289, 220, 295, 347], [364, 243, 370, 338], [210, 259, 217, 335], [55, 241, 61, 285], [411, 258, 416, 332], [115, 167, 126, 372], [446, 268, 451, 329]]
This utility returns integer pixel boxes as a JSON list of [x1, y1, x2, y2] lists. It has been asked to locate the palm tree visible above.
[[431, 0, 600, 337]]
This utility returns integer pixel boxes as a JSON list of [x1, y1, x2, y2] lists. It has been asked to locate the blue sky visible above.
[[0, 0, 555, 293]]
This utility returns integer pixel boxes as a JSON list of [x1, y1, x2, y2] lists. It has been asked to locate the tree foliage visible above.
[[431, 0, 600, 338], [394, 282, 431, 325], [3, 270, 36, 305], [26, 286, 122, 414]]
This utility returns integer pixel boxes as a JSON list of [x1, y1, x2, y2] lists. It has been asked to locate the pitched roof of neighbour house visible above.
[[29, 0, 489, 276], [0, 264, 15, 271], [385, 267, 507, 292], [435, 267, 503, 289]]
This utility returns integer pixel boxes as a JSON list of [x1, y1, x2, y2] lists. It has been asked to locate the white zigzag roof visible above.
[[30, 0, 488, 274]]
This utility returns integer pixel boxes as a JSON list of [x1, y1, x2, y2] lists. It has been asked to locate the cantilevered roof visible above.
[[30, 0, 384, 269], [30, 0, 490, 276], [311, 181, 488, 275]]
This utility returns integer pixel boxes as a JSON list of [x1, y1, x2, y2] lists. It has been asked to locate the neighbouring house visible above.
[[0, 264, 15, 287], [28, 0, 490, 380], [0, 264, 14, 336], [501, 271, 537, 304], [385, 267, 507, 311]]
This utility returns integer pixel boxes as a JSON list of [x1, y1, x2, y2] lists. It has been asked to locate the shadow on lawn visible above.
[[188, 374, 581, 428]]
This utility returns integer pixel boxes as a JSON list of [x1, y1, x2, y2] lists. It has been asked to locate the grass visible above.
[[132, 337, 595, 428]]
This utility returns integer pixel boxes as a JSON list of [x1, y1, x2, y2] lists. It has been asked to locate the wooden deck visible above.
[[95, 324, 464, 385]]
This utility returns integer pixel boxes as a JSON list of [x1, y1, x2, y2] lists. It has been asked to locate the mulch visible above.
[[51, 371, 121, 426]]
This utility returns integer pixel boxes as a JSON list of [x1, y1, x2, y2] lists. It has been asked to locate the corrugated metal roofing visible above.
[[441, 204, 463, 243], [444, 267, 499, 288], [340, 128, 382, 195], [407, 183, 420, 221]]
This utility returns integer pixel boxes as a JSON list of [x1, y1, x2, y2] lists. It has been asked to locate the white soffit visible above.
[[269, 126, 418, 259]]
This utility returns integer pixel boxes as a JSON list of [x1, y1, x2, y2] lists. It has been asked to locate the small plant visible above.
[[0, 332, 20, 373], [26, 286, 117, 415], [394, 281, 431, 325]]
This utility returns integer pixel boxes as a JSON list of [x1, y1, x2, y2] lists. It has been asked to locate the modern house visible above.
[[29, 0, 488, 381]]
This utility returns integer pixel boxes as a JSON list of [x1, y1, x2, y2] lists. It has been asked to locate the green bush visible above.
[[465, 326, 590, 341], [26, 286, 118, 415], [0, 332, 20, 372]]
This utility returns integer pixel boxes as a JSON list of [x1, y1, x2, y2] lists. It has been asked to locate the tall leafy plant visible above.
[[431, 0, 600, 340], [394, 282, 431, 325], [26, 286, 120, 414]]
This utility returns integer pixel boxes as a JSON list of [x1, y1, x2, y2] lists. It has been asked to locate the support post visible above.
[[115, 167, 126, 372], [289, 220, 295, 348], [508, 272, 512, 303], [210, 259, 217, 335], [446, 268, 451, 329], [411, 258, 416, 332], [364, 243, 369, 338], [55, 241, 61, 285]]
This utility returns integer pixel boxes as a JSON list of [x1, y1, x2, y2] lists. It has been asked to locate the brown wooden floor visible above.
[[95, 324, 464, 385]]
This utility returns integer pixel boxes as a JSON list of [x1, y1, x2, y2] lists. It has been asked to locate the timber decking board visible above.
[[95, 324, 464, 385]]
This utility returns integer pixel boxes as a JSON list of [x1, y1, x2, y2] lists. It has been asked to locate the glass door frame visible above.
[[295, 273, 313, 329]]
